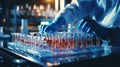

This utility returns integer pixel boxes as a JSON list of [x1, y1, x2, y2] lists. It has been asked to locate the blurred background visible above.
[[0, 0, 120, 34], [0, 0, 71, 34]]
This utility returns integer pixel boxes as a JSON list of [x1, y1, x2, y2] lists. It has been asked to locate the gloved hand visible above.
[[76, 16, 111, 41], [44, 17, 66, 32], [76, 16, 94, 33]]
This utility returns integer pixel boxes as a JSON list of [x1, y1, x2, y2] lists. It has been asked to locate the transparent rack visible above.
[[8, 32, 111, 66]]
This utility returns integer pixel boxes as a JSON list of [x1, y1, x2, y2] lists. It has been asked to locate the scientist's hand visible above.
[[44, 17, 66, 32], [76, 16, 95, 33], [76, 16, 111, 41], [44, 23, 59, 32]]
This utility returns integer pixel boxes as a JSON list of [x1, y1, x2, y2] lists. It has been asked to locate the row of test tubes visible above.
[[11, 33, 43, 57], [11, 32, 103, 57], [43, 32, 102, 53]]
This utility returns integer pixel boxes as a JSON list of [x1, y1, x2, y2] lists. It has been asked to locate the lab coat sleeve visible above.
[[55, 0, 97, 24]]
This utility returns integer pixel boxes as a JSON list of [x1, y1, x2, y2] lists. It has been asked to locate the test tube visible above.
[[88, 34, 93, 47], [83, 34, 88, 48], [96, 36, 102, 46], [77, 34, 83, 48]]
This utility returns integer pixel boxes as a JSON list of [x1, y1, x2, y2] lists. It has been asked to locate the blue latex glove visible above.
[[81, 17, 120, 47], [76, 16, 92, 33], [76, 16, 111, 40], [44, 17, 66, 32]]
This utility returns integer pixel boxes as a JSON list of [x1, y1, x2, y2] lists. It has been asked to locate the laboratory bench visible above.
[[0, 46, 120, 67], [0, 33, 120, 67]]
